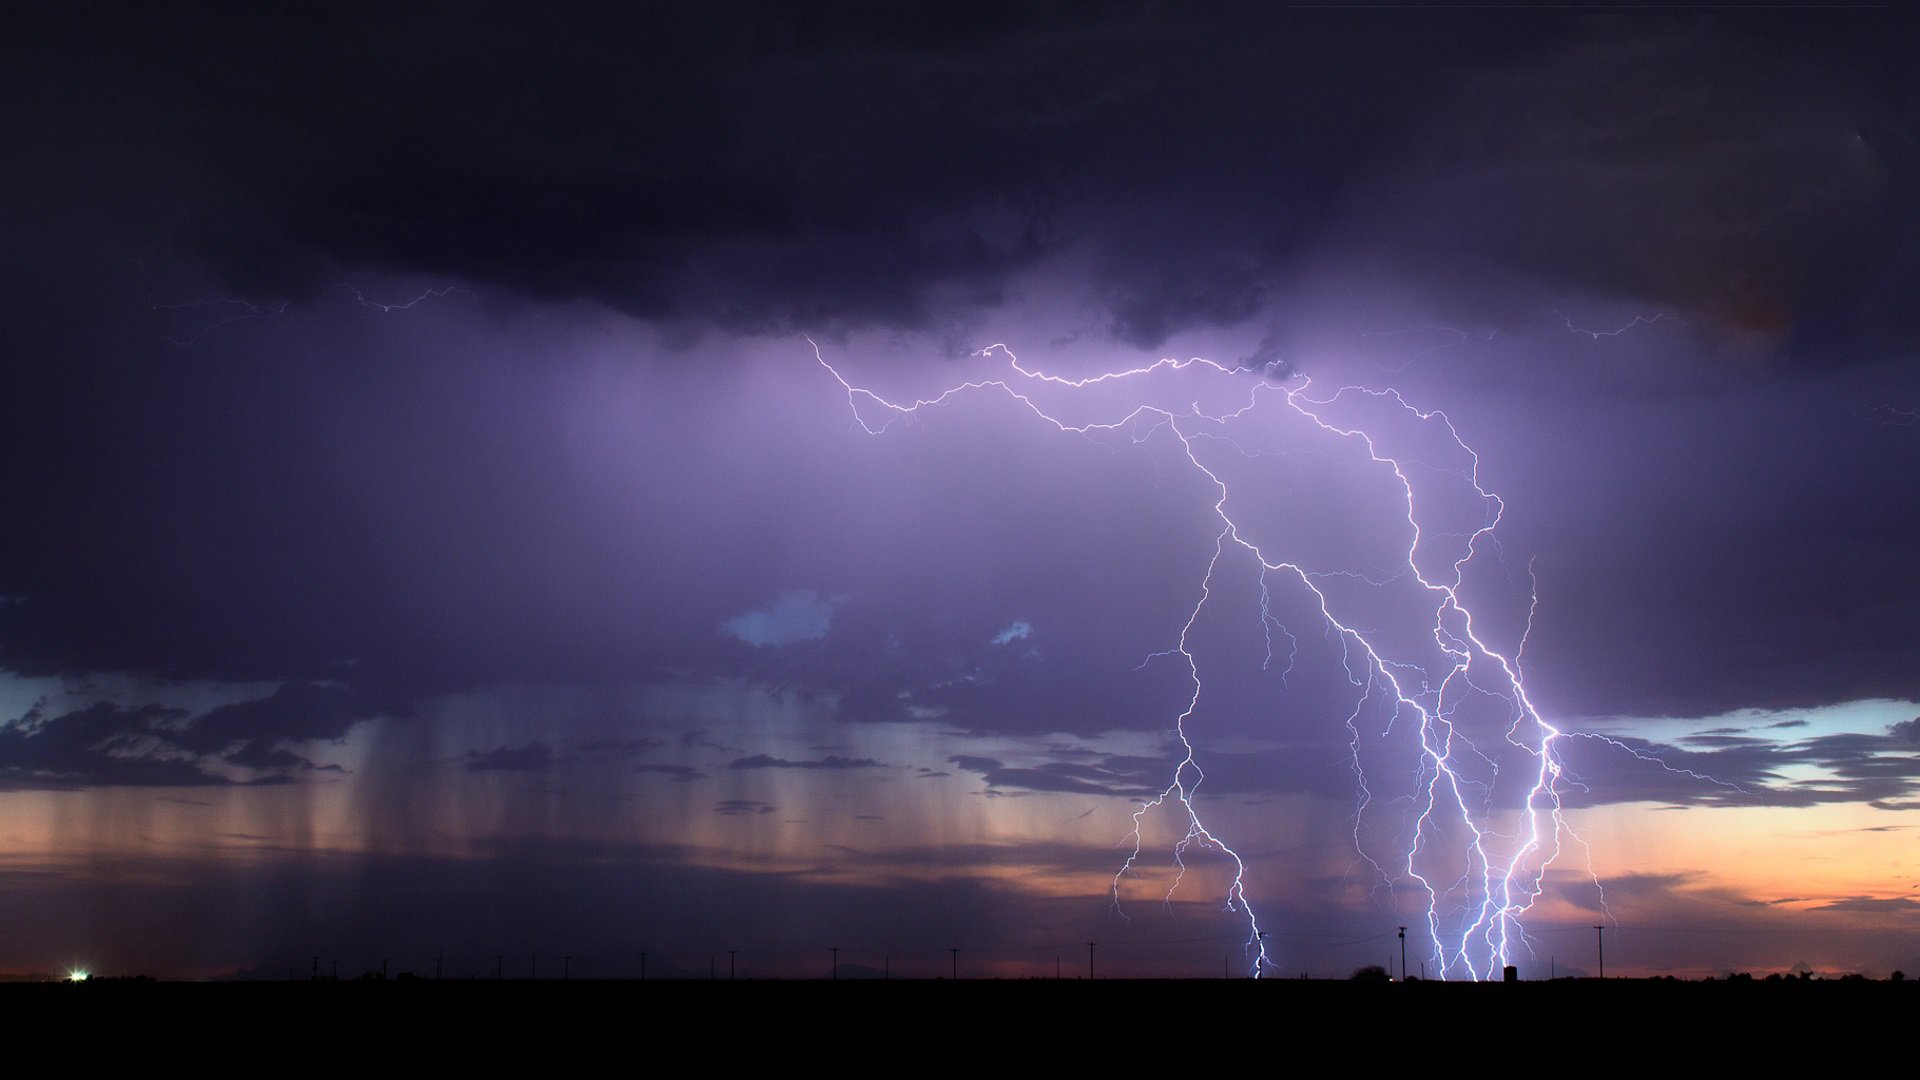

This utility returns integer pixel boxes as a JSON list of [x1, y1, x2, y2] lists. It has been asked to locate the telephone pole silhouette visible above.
[[1594, 925, 1605, 979], [1398, 926, 1407, 981], [1087, 942, 1096, 980]]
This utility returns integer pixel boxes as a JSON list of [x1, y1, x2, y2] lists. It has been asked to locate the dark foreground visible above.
[[13, 977, 1910, 1064]]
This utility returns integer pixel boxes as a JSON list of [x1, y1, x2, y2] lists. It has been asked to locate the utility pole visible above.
[[562, 955, 570, 981], [830, 947, 839, 980], [1594, 925, 1605, 979], [950, 948, 958, 980], [1087, 941, 1097, 980], [1398, 926, 1407, 982], [729, 950, 736, 981]]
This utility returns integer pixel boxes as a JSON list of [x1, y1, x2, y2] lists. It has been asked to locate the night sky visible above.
[[2, 3, 1916, 980]]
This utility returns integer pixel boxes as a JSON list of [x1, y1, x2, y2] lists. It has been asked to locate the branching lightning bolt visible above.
[[1563, 732, 1755, 797], [145, 280, 463, 345], [340, 283, 469, 312], [1865, 403, 1918, 428], [150, 296, 291, 346], [815, 338, 1602, 979], [1548, 308, 1677, 340]]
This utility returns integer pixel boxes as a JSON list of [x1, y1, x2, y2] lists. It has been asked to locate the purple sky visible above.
[[1, 4, 1916, 980]]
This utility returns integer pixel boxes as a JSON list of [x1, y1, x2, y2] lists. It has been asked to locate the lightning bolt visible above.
[[339, 283, 469, 312], [1548, 308, 1677, 340], [1865, 403, 1918, 428], [815, 338, 1593, 980], [149, 295, 291, 346], [1565, 731, 1755, 798], [143, 277, 462, 345]]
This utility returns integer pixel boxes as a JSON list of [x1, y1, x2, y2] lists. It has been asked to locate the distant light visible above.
[[67, 969, 88, 983]]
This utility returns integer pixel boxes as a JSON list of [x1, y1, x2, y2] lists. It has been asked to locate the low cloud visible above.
[[728, 754, 884, 771], [721, 591, 844, 649], [464, 742, 552, 773]]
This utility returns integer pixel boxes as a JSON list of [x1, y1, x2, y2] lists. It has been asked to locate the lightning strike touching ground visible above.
[[816, 339, 1603, 980]]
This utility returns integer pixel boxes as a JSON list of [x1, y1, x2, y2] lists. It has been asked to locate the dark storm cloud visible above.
[[633, 763, 706, 783], [947, 738, 1398, 801], [0, 701, 218, 789], [1790, 725, 1920, 796], [17, 5, 1906, 354], [464, 742, 553, 773], [947, 753, 1166, 797], [681, 731, 736, 753], [1354, 18, 1919, 362], [223, 742, 340, 773], [1559, 718, 1920, 809], [576, 737, 666, 757], [0, 3, 1913, 719], [1813, 896, 1920, 915], [7, 3, 1094, 331], [1559, 734, 1784, 808], [174, 681, 365, 753], [0, 9, 1914, 995], [0, 689, 373, 790]]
